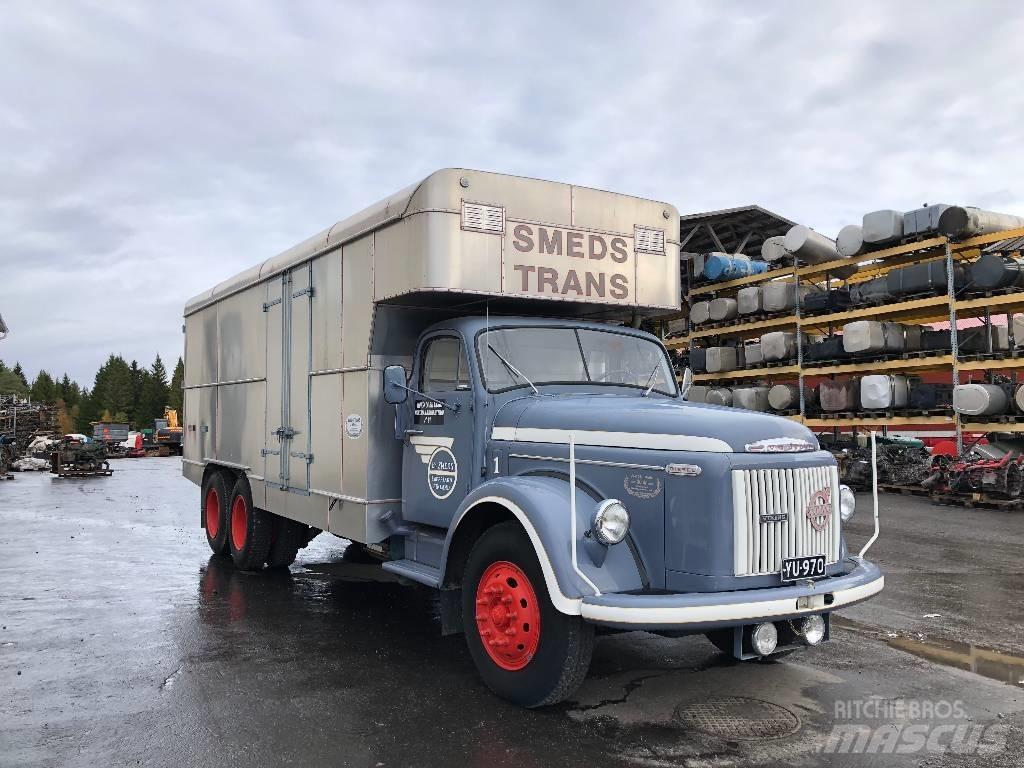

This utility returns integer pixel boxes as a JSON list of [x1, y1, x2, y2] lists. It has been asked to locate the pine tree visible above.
[[30, 370, 58, 403], [12, 362, 27, 387]]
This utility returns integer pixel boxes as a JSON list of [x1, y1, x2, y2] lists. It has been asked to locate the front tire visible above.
[[462, 521, 594, 707]]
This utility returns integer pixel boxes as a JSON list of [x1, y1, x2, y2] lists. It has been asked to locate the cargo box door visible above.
[[286, 265, 313, 491], [264, 265, 314, 493]]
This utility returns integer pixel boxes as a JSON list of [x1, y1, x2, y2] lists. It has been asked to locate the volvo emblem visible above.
[[805, 486, 832, 532]]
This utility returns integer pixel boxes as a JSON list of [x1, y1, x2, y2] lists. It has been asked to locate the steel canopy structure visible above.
[[679, 205, 795, 257]]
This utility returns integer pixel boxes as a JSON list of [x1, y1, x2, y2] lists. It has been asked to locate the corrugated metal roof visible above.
[[678, 205, 794, 256], [984, 236, 1024, 253]]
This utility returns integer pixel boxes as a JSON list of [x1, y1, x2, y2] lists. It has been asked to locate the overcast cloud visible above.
[[1, 1, 1022, 385]]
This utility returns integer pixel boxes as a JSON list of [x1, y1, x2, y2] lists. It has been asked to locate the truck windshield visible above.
[[478, 327, 676, 396]]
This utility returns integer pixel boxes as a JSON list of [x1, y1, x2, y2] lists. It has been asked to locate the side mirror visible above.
[[383, 365, 408, 404], [680, 367, 693, 400]]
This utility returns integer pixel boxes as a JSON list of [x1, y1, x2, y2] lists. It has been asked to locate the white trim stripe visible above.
[[580, 575, 884, 625], [492, 427, 731, 453]]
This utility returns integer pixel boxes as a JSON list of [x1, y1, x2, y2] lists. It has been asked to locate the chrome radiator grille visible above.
[[731, 466, 841, 577]]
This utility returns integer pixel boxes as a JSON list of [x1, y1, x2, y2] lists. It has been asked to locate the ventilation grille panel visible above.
[[461, 202, 504, 234]]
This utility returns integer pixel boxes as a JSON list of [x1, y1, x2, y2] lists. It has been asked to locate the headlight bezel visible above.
[[839, 484, 856, 522], [591, 498, 630, 546]]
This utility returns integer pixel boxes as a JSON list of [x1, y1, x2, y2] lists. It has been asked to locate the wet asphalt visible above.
[[1, 458, 1022, 767]]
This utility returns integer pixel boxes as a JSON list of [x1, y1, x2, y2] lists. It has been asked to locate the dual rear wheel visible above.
[[201, 471, 310, 570]]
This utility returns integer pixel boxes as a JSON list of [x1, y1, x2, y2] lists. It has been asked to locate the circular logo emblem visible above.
[[805, 486, 832, 532], [427, 447, 458, 500]]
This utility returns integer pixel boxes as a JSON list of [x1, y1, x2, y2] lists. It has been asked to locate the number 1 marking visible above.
[[493, 454, 500, 475]]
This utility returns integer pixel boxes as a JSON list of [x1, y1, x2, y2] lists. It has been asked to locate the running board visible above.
[[381, 559, 442, 588]]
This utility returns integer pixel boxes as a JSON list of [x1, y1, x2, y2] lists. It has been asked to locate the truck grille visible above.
[[731, 466, 841, 577]]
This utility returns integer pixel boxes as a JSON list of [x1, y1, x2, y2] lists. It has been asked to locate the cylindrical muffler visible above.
[[705, 387, 733, 407], [761, 235, 789, 263], [967, 253, 1024, 290], [783, 225, 840, 265], [709, 297, 739, 321], [768, 384, 799, 410], [939, 207, 1024, 239], [733, 386, 770, 412], [702, 252, 770, 281], [836, 224, 867, 258], [952, 383, 1009, 416], [690, 300, 712, 325]]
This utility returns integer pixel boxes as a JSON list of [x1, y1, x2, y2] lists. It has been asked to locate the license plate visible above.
[[781, 555, 826, 582]]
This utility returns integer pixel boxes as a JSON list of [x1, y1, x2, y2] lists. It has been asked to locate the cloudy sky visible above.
[[1, 1, 1022, 386]]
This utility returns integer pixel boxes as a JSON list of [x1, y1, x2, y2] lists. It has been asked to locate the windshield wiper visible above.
[[488, 344, 539, 395], [641, 362, 662, 397]]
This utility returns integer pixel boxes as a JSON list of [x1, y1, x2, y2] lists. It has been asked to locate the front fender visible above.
[[442, 476, 645, 615]]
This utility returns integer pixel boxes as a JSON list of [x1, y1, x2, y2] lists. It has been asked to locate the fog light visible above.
[[591, 499, 630, 545], [751, 622, 778, 656], [800, 615, 826, 646], [839, 484, 856, 522]]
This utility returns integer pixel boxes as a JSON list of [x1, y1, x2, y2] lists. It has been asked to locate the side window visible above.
[[421, 337, 470, 392]]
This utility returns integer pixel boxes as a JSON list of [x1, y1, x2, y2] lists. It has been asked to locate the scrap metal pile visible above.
[[49, 435, 112, 477], [923, 435, 1024, 500], [819, 434, 933, 490], [0, 400, 60, 457]]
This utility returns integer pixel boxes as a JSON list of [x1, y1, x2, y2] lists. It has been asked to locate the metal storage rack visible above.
[[662, 226, 1024, 453]]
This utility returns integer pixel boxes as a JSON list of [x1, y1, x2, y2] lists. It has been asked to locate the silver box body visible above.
[[705, 346, 740, 373], [843, 321, 906, 354], [181, 169, 680, 543], [820, 379, 859, 412], [743, 340, 763, 365], [862, 210, 904, 245], [760, 331, 797, 362], [732, 386, 769, 412], [860, 375, 909, 409], [762, 282, 805, 313], [736, 285, 763, 315], [953, 384, 1008, 416]]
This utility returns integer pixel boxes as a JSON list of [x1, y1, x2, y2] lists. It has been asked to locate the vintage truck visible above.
[[182, 169, 883, 706]]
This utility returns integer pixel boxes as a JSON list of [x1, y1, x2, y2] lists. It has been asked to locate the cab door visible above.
[[401, 334, 476, 528]]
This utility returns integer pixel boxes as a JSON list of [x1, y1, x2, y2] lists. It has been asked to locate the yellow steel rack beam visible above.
[[688, 268, 794, 297], [961, 422, 1024, 433], [684, 313, 798, 341], [803, 415, 955, 428], [802, 354, 954, 376], [958, 356, 1024, 371], [692, 364, 800, 383]]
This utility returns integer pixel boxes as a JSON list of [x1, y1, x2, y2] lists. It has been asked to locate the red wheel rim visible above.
[[231, 495, 248, 550], [205, 488, 220, 538], [475, 561, 541, 671]]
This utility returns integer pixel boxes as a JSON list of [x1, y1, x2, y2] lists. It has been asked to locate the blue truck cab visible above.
[[380, 315, 883, 706]]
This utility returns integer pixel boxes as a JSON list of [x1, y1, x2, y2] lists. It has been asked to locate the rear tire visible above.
[[266, 516, 309, 569], [462, 521, 594, 707], [202, 472, 230, 555], [228, 476, 272, 570]]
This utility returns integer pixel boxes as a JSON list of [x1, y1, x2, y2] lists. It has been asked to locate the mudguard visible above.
[[442, 475, 645, 615]]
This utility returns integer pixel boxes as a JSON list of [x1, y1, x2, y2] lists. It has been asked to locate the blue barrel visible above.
[[702, 252, 770, 281]]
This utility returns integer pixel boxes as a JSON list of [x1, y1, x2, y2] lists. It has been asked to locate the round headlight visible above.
[[800, 615, 826, 646], [591, 499, 630, 545], [839, 484, 856, 522], [751, 622, 778, 656]]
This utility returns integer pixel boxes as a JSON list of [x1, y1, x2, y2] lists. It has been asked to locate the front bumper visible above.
[[580, 558, 883, 630]]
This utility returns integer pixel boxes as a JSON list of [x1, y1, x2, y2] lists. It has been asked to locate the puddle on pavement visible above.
[[837, 618, 1024, 688]]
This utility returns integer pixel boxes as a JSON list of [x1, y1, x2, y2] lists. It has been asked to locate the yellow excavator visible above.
[[155, 407, 183, 455]]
